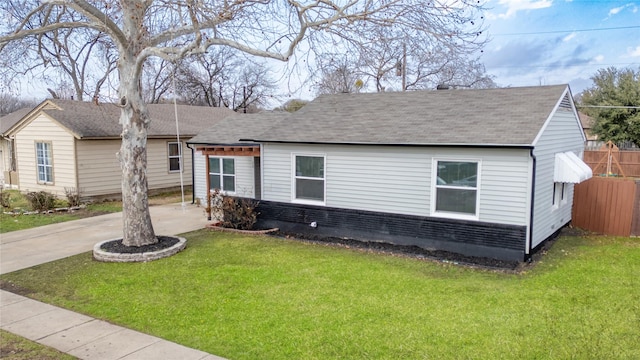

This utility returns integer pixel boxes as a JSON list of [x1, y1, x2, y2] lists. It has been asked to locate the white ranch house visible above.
[[192, 85, 591, 261]]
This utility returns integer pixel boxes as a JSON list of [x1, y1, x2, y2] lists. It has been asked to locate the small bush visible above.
[[25, 191, 57, 212], [208, 189, 224, 223], [0, 189, 10, 209], [64, 187, 82, 207], [221, 196, 259, 230]]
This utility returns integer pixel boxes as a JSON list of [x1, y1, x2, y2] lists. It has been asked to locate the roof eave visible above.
[[241, 139, 534, 149]]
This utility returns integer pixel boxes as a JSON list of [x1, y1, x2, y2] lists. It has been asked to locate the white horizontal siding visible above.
[[14, 114, 77, 196], [233, 156, 256, 198], [262, 143, 532, 226], [193, 150, 207, 205], [531, 108, 586, 247], [193, 153, 256, 206], [479, 153, 531, 223]]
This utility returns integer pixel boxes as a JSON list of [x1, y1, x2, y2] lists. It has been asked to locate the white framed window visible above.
[[432, 159, 480, 219], [552, 182, 567, 209], [35, 142, 53, 184], [293, 154, 325, 204], [209, 157, 235, 192], [168, 142, 182, 172]]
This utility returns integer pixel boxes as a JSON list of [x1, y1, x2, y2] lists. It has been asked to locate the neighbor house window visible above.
[[433, 160, 479, 218], [35, 142, 53, 183], [209, 157, 235, 192], [168, 142, 182, 172], [294, 155, 325, 203]]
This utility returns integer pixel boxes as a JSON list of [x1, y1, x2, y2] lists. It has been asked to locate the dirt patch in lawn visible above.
[[0, 279, 33, 297]]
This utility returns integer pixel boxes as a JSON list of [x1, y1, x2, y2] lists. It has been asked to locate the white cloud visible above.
[[607, 3, 637, 18], [593, 55, 605, 63], [496, 0, 553, 19], [563, 32, 576, 42], [609, 5, 624, 15], [628, 46, 640, 57]]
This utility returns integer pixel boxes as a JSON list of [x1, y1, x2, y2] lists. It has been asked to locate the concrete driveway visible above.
[[0, 202, 227, 359], [0, 202, 209, 274]]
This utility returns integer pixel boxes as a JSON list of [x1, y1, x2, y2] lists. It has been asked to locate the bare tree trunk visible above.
[[117, 1, 156, 247]]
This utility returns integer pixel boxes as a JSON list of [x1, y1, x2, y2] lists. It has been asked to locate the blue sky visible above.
[[481, 0, 640, 94], [10, 0, 639, 102]]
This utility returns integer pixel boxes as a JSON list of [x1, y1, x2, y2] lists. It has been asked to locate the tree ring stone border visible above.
[[93, 236, 187, 263]]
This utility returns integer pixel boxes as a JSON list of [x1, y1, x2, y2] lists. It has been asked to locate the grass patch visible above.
[[1, 233, 639, 359], [0, 189, 191, 233], [0, 212, 83, 233], [0, 330, 76, 359]]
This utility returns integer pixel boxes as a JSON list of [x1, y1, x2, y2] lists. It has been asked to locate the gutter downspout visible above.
[[527, 149, 537, 262], [186, 143, 195, 204]]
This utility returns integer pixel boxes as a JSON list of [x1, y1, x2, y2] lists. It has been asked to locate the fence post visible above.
[[632, 180, 640, 237]]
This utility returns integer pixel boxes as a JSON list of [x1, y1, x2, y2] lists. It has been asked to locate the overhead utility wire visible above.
[[577, 105, 640, 109], [493, 25, 640, 36]]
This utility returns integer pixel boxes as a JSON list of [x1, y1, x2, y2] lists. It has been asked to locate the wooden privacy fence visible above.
[[583, 150, 640, 178], [572, 177, 640, 236]]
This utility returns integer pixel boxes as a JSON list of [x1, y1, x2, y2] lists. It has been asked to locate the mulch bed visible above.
[[99, 236, 179, 254]]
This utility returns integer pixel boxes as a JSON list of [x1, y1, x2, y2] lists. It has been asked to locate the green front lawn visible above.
[[1, 232, 638, 359], [0, 201, 122, 233], [0, 330, 76, 360], [0, 188, 190, 233]]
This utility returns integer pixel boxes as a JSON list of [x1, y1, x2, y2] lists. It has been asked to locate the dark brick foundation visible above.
[[256, 200, 527, 261]]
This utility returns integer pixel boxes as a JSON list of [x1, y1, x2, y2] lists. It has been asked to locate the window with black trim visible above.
[[209, 157, 235, 192], [168, 142, 182, 172], [294, 155, 325, 203], [35, 142, 53, 183], [434, 160, 478, 216]]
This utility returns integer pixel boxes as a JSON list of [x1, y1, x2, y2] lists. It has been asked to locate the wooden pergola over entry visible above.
[[197, 144, 261, 220], [197, 145, 259, 157]]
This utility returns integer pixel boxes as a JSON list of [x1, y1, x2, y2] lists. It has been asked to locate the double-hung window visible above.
[[209, 157, 235, 192], [168, 142, 182, 172], [433, 160, 479, 218], [35, 142, 53, 183], [294, 155, 325, 203]]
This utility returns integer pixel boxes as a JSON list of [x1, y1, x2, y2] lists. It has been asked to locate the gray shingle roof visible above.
[[247, 85, 571, 146], [1, 108, 31, 134], [8, 99, 237, 138], [188, 111, 289, 145]]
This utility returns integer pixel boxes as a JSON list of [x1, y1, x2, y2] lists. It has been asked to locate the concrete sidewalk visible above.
[[0, 203, 227, 359], [1, 290, 223, 359]]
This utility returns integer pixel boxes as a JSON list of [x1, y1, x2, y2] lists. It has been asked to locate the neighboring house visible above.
[[187, 112, 288, 204], [1, 108, 31, 187], [579, 112, 600, 149], [231, 84, 591, 262], [2, 99, 235, 199]]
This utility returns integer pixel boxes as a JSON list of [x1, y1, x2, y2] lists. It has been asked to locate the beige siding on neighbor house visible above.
[[14, 114, 77, 195], [76, 140, 121, 197], [76, 139, 193, 197], [146, 140, 193, 190], [1, 139, 9, 180]]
